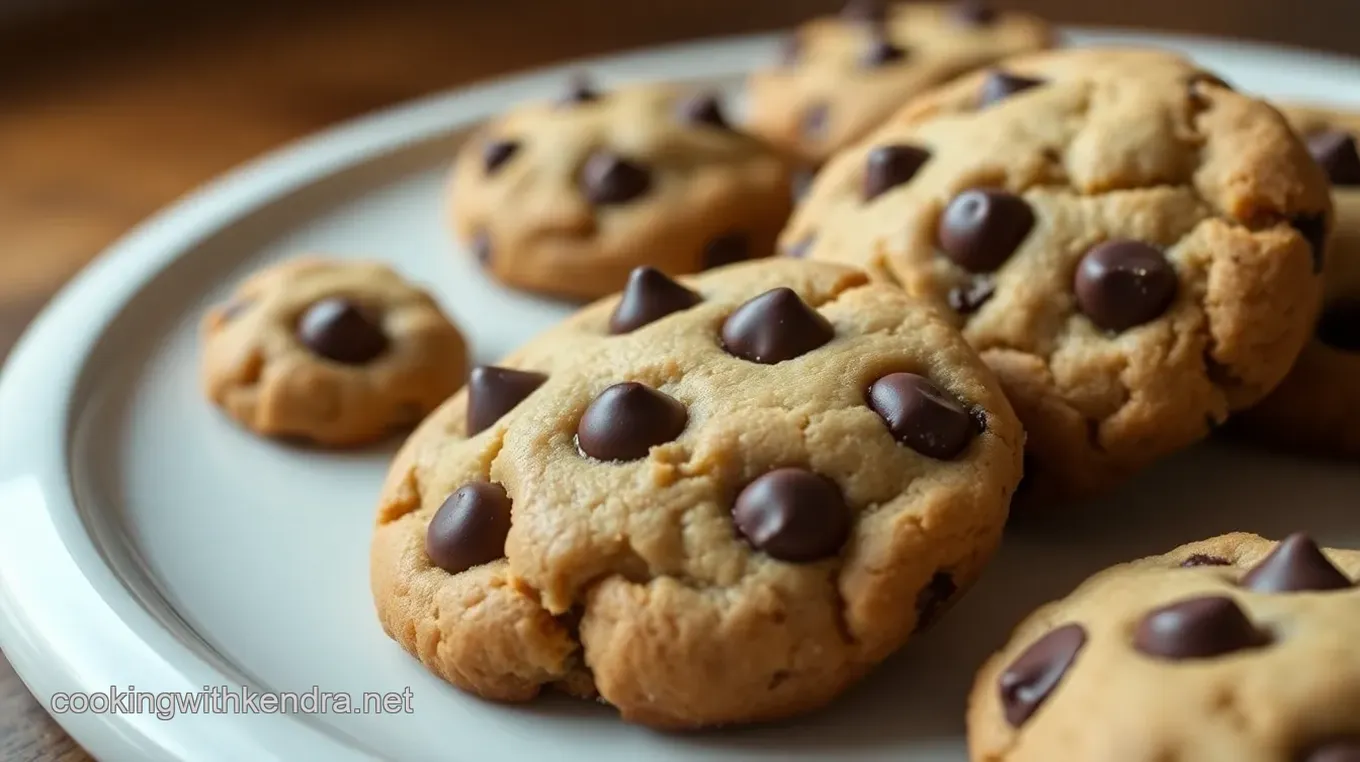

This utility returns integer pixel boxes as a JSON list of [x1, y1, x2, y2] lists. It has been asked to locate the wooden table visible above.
[[2, 1, 1356, 758]]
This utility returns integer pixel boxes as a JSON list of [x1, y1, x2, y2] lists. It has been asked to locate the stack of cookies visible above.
[[198, 0, 1359, 755]]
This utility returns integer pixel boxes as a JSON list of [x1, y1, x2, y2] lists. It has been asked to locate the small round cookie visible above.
[[782, 47, 1333, 503], [371, 259, 1024, 728], [969, 532, 1360, 762], [449, 79, 793, 300], [1234, 106, 1360, 460], [746, 0, 1052, 164], [201, 258, 467, 447]]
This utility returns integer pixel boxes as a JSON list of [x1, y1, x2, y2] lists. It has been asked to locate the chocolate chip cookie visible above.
[[370, 259, 1024, 728], [449, 79, 793, 300], [783, 47, 1333, 503], [969, 532, 1360, 762], [1234, 106, 1360, 460], [201, 258, 467, 446], [746, 0, 1052, 164]]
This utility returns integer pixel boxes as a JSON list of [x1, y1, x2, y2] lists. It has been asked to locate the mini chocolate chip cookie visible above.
[[370, 259, 1023, 728], [969, 532, 1360, 762], [449, 79, 794, 300], [746, 0, 1052, 164], [783, 47, 1332, 504], [201, 258, 467, 446], [1234, 106, 1360, 460]]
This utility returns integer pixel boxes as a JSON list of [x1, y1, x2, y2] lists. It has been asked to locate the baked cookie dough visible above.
[[370, 259, 1024, 728], [746, 0, 1052, 164], [449, 79, 793, 300], [782, 47, 1332, 504], [201, 258, 467, 447], [1234, 106, 1360, 460], [969, 532, 1360, 762]]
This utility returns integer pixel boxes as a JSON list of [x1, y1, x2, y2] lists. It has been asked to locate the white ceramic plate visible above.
[[2, 27, 1359, 762]]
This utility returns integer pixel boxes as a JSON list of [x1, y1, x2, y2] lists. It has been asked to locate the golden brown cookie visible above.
[[782, 47, 1332, 504], [201, 258, 466, 447], [746, 0, 1052, 164], [370, 259, 1024, 728], [968, 532, 1360, 762], [449, 79, 793, 300]]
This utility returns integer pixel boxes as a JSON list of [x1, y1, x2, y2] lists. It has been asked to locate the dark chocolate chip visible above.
[[732, 468, 851, 562], [1241, 533, 1353, 593], [471, 230, 492, 266], [466, 365, 548, 435], [559, 73, 600, 106], [999, 623, 1087, 727], [577, 382, 688, 461], [785, 233, 817, 259], [580, 152, 651, 205], [1317, 298, 1360, 352], [952, 0, 997, 26], [1181, 554, 1232, 568], [721, 287, 834, 363], [482, 139, 519, 174], [296, 298, 388, 365], [678, 91, 729, 129], [863, 144, 931, 201], [1307, 130, 1360, 186], [1304, 740, 1360, 762], [979, 70, 1045, 108], [948, 278, 995, 314], [1133, 596, 1269, 660], [1292, 213, 1329, 273], [937, 189, 1035, 273], [914, 571, 958, 631], [1073, 240, 1179, 332], [702, 232, 750, 270], [802, 103, 831, 141], [840, 0, 888, 23], [867, 373, 976, 459], [425, 481, 512, 574], [861, 32, 906, 68], [608, 266, 701, 334]]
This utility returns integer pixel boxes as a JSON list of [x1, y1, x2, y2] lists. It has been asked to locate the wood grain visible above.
[[2, 1, 1357, 759]]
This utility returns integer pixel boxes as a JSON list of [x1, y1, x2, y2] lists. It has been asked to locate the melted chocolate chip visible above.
[[948, 278, 995, 314], [863, 144, 931, 201], [1241, 533, 1353, 593], [608, 266, 701, 334], [952, 0, 997, 26], [482, 139, 519, 174], [721, 287, 834, 364], [1317, 298, 1360, 352], [937, 189, 1035, 273], [868, 373, 976, 459], [702, 232, 750, 270], [979, 70, 1045, 108], [1181, 554, 1232, 568], [471, 230, 493, 266], [466, 365, 548, 435], [1133, 596, 1269, 660], [860, 31, 906, 68], [732, 468, 851, 562], [802, 103, 831, 141], [677, 91, 729, 129], [999, 624, 1087, 727], [1292, 213, 1329, 273], [1304, 740, 1360, 762], [296, 298, 388, 365], [425, 482, 512, 574], [559, 73, 600, 106], [1074, 240, 1178, 332], [914, 571, 958, 631], [577, 382, 687, 461], [580, 152, 651, 205], [1307, 130, 1360, 186]]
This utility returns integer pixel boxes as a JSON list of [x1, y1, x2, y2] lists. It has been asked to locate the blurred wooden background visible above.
[[1, 1, 1358, 759]]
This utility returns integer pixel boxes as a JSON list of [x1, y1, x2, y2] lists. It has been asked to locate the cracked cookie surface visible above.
[[969, 532, 1360, 762], [369, 259, 1023, 728], [449, 80, 793, 300], [783, 47, 1332, 504], [200, 257, 466, 447], [746, 0, 1052, 164]]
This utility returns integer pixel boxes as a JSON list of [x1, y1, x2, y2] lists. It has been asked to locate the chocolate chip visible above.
[[702, 232, 750, 269], [937, 189, 1035, 273], [948, 278, 995, 314], [466, 365, 548, 435], [860, 32, 906, 68], [1073, 240, 1179, 332], [721, 287, 834, 363], [1317, 298, 1360, 352], [580, 152, 651, 205], [863, 144, 931, 201], [802, 103, 830, 141], [1292, 213, 1329, 273], [840, 0, 888, 23], [559, 73, 600, 106], [471, 230, 492, 266], [979, 70, 1045, 108], [914, 571, 958, 631], [1307, 130, 1360, 186], [482, 139, 519, 174], [1181, 554, 1232, 568], [1304, 740, 1360, 762], [678, 91, 729, 129], [296, 298, 388, 365], [576, 382, 687, 461], [608, 266, 701, 334], [999, 624, 1087, 727], [732, 468, 851, 562], [867, 373, 976, 459], [1133, 596, 1269, 660], [952, 0, 997, 26], [785, 234, 816, 259], [1241, 533, 1353, 593], [425, 482, 512, 574]]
